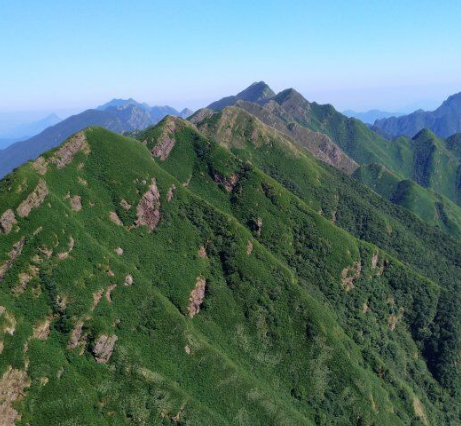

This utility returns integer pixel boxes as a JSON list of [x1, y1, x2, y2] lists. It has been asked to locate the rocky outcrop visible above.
[[105, 284, 117, 302], [187, 277, 206, 318], [0, 210, 17, 234], [30, 132, 90, 176], [120, 199, 131, 210], [32, 156, 48, 175], [256, 217, 263, 237], [115, 247, 124, 256], [213, 172, 239, 193], [92, 289, 104, 310], [0, 237, 25, 282], [109, 211, 123, 226], [50, 132, 90, 169], [413, 396, 429, 426], [57, 236, 74, 260], [189, 108, 216, 124], [69, 195, 82, 211], [0, 367, 30, 426], [0, 307, 16, 336], [198, 245, 207, 259], [124, 275, 133, 286], [67, 321, 85, 350], [151, 118, 177, 161], [167, 184, 176, 202], [16, 180, 48, 218], [341, 261, 362, 291], [135, 179, 161, 232], [14, 265, 39, 294], [247, 240, 253, 256], [371, 251, 379, 269], [92, 334, 118, 363], [33, 316, 52, 340]]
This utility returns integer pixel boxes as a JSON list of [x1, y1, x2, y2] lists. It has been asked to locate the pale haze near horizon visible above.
[[1, 0, 460, 116]]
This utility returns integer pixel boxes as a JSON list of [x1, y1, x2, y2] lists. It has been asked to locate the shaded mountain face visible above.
[[3, 119, 461, 424], [207, 81, 275, 110], [179, 108, 194, 119], [0, 102, 193, 179], [374, 92, 461, 138]]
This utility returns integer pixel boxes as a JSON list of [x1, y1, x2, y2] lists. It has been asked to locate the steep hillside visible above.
[[374, 92, 461, 138], [191, 105, 358, 174], [141, 118, 461, 403], [1, 121, 461, 424], [204, 84, 414, 176], [0, 102, 193, 180], [353, 163, 461, 239], [200, 83, 461, 240]]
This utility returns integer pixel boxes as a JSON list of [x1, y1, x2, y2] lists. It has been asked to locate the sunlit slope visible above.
[[1, 123, 461, 424]]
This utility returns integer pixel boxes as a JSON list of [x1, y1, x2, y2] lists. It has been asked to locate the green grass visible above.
[[1, 122, 461, 424]]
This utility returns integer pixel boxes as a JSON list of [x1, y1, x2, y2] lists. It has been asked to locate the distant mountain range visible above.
[[0, 101, 192, 178], [0, 113, 61, 149], [97, 98, 193, 120], [373, 92, 461, 138], [343, 109, 403, 124]]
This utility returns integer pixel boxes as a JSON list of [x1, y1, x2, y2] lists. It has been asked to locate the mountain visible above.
[[193, 83, 461, 241], [374, 92, 461, 138], [0, 137, 24, 150], [0, 113, 61, 145], [2, 117, 461, 423], [96, 98, 150, 111], [191, 103, 358, 175], [0, 102, 192, 179], [97, 98, 190, 120], [179, 108, 194, 119], [343, 109, 403, 124], [207, 81, 275, 110]]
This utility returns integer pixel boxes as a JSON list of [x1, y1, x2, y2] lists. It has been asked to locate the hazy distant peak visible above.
[[97, 98, 147, 111], [343, 109, 403, 124], [374, 90, 461, 138]]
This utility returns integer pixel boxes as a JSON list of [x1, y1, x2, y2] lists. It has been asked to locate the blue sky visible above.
[[1, 0, 461, 115]]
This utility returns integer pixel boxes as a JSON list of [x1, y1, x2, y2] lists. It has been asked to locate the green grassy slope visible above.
[[353, 163, 461, 239], [1, 122, 461, 424], [198, 85, 461, 236], [270, 93, 461, 210], [188, 111, 461, 400], [211, 89, 461, 241]]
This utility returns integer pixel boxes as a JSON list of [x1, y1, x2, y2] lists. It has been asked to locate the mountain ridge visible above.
[[374, 91, 461, 138], [2, 118, 461, 423], [0, 101, 193, 179]]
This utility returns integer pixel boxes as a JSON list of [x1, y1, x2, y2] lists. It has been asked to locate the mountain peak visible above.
[[412, 128, 437, 141], [207, 81, 275, 110], [235, 81, 275, 102], [442, 91, 461, 107], [272, 88, 309, 108], [97, 98, 146, 111]]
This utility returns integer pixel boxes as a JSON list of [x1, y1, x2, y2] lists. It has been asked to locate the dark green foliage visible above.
[[2, 120, 461, 425]]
